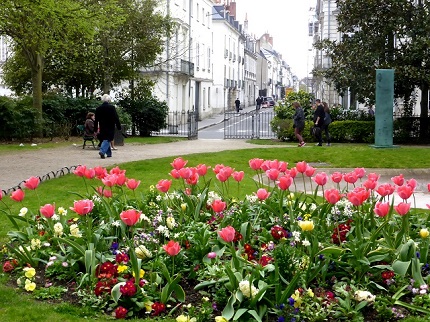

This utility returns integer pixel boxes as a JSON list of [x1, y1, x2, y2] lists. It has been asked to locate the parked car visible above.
[[263, 96, 275, 107]]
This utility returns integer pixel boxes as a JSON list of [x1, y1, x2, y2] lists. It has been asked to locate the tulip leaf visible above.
[[172, 284, 185, 302], [111, 282, 126, 303], [317, 246, 344, 257], [233, 308, 248, 320], [247, 309, 263, 322], [222, 295, 236, 320], [392, 260, 410, 276]]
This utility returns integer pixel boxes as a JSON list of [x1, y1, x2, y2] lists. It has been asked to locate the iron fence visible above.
[[150, 110, 198, 139], [224, 109, 277, 139]]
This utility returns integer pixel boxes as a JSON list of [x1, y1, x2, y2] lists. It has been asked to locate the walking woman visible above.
[[292, 101, 306, 147]]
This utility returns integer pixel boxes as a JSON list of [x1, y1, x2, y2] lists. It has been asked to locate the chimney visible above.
[[229, 1, 236, 19]]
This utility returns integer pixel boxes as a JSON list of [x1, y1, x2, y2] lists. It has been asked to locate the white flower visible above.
[[354, 290, 376, 303], [140, 213, 150, 222], [51, 214, 60, 221], [135, 245, 152, 259], [292, 231, 301, 242], [19, 207, 28, 217], [69, 224, 82, 238], [166, 217, 176, 229], [57, 207, 67, 216], [302, 238, 311, 247], [156, 195, 162, 201], [30, 238, 41, 250], [239, 280, 259, 298], [112, 220, 122, 227], [245, 194, 258, 203], [53, 222, 63, 237]]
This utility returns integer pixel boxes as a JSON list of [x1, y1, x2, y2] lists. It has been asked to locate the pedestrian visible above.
[[235, 98, 241, 113], [322, 101, 332, 146], [94, 94, 122, 159], [368, 106, 375, 117], [256, 96, 262, 110], [313, 99, 325, 146], [84, 112, 96, 137], [292, 101, 306, 147]]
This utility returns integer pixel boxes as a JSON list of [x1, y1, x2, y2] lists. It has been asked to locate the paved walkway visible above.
[[0, 104, 429, 208]]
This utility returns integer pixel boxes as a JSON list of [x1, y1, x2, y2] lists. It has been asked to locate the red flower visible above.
[[324, 189, 341, 205], [186, 172, 199, 185], [109, 166, 126, 175], [332, 223, 351, 244], [115, 306, 128, 319], [347, 187, 370, 206], [397, 185, 414, 200], [428, 183, 430, 192], [376, 183, 396, 197], [367, 173, 380, 181], [381, 271, 395, 280], [126, 178, 141, 190], [407, 178, 417, 190], [288, 167, 298, 178], [24, 176, 40, 190], [70, 199, 94, 216], [120, 280, 137, 297], [233, 231, 243, 242], [391, 174, 404, 186], [343, 171, 358, 184], [170, 169, 181, 179], [163, 240, 181, 256], [102, 174, 118, 187], [73, 165, 87, 177], [354, 167, 366, 179], [313, 172, 328, 186], [249, 158, 264, 171], [394, 202, 410, 216], [259, 254, 273, 267], [266, 168, 280, 181], [363, 179, 377, 190], [115, 253, 129, 264], [295, 161, 308, 173], [277, 175, 293, 190], [171, 157, 187, 170], [40, 203, 55, 219], [93, 166, 107, 179], [3, 261, 15, 273], [151, 302, 166, 316], [374, 202, 390, 217], [10, 189, 25, 202], [96, 261, 118, 277], [211, 199, 226, 213], [178, 167, 193, 179], [256, 188, 270, 201], [115, 173, 127, 186], [196, 164, 210, 176], [232, 171, 244, 182], [84, 168, 95, 179], [156, 179, 172, 193], [218, 226, 236, 242], [271, 225, 288, 239], [278, 161, 288, 172], [120, 209, 141, 226], [305, 166, 316, 177]]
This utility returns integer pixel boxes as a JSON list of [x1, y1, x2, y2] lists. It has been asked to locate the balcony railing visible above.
[[180, 59, 194, 76]]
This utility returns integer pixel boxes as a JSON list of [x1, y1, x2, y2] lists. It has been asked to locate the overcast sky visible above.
[[233, 0, 316, 79]]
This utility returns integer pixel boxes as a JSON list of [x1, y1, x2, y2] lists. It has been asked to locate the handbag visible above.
[[311, 126, 321, 137]]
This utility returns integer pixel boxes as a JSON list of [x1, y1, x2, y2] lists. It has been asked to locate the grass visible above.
[[1, 140, 430, 321]]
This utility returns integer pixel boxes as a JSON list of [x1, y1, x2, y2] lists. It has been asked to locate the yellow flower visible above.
[[24, 279, 36, 292], [215, 317, 229, 322], [291, 290, 303, 308], [57, 206, 67, 216], [420, 228, 429, 238], [117, 265, 128, 274], [24, 267, 36, 278], [144, 300, 154, 312], [298, 220, 314, 231], [176, 315, 196, 322], [287, 193, 295, 200], [181, 203, 187, 211], [132, 269, 145, 279], [307, 288, 314, 297]]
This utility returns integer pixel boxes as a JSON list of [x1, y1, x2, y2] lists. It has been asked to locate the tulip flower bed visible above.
[[2, 157, 430, 322]]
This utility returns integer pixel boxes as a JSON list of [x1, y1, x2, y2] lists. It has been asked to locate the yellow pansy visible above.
[[132, 269, 145, 279], [117, 265, 128, 274], [24, 279, 36, 292], [24, 267, 36, 278]]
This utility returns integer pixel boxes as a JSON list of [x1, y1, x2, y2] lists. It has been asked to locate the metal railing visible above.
[[151, 110, 198, 139], [224, 109, 277, 139]]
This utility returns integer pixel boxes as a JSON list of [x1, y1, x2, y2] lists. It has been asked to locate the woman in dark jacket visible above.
[[84, 112, 96, 137], [293, 101, 306, 147]]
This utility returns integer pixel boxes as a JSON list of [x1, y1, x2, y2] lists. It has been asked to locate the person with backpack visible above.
[[322, 101, 332, 146]]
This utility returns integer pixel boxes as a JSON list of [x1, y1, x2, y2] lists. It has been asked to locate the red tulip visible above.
[[120, 209, 141, 226], [397, 185, 414, 200], [73, 165, 87, 177], [330, 172, 343, 183], [70, 199, 94, 216], [347, 187, 370, 206], [343, 172, 358, 184], [394, 202, 410, 216], [170, 169, 181, 179], [178, 167, 193, 179], [232, 171, 244, 182], [84, 168, 95, 179], [354, 167, 366, 179], [277, 175, 293, 190], [367, 173, 380, 181], [256, 188, 270, 201], [296, 161, 308, 173], [24, 176, 40, 190], [186, 173, 199, 185], [171, 157, 187, 170], [218, 226, 236, 242], [126, 179, 141, 190], [109, 166, 126, 175], [216, 169, 230, 182], [196, 164, 209, 176], [391, 174, 404, 186], [249, 158, 264, 171], [324, 189, 341, 204], [278, 161, 288, 172], [376, 183, 396, 197], [374, 202, 390, 217], [102, 174, 118, 187], [305, 166, 316, 177], [313, 172, 328, 186], [40, 204, 55, 218], [115, 173, 127, 186], [163, 240, 181, 256], [406, 179, 417, 190], [288, 167, 298, 178], [213, 164, 225, 174], [266, 168, 280, 181], [363, 179, 378, 190], [156, 179, 172, 193], [10, 189, 25, 202], [211, 199, 226, 213], [93, 166, 107, 179]]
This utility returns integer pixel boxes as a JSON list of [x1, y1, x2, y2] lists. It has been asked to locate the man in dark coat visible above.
[[313, 99, 325, 146], [235, 98, 241, 113], [94, 94, 121, 159]]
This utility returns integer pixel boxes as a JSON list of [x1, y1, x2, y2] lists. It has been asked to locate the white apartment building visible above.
[[0, 35, 12, 96]]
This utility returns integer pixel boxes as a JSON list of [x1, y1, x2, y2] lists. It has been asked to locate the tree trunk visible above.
[[31, 52, 44, 137], [420, 83, 429, 142]]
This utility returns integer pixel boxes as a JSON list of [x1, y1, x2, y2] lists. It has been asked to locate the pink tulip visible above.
[[288, 167, 298, 178], [126, 179, 141, 190], [296, 161, 308, 173], [394, 202, 411, 216], [70, 199, 94, 216], [363, 179, 378, 190], [277, 175, 293, 190], [232, 171, 244, 182], [196, 164, 209, 176], [218, 226, 236, 242], [156, 179, 172, 193], [313, 172, 328, 186], [354, 167, 366, 179], [115, 173, 127, 186], [171, 157, 188, 170], [97, 186, 113, 198], [163, 240, 181, 256], [347, 187, 370, 206], [266, 168, 280, 181], [256, 188, 270, 201], [406, 179, 417, 190], [428, 183, 430, 192], [343, 172, 358, 184], [40, 204, 55, 218], [211, 199, 226, 213], [391, 174, 404, 186], [367, 173, 380, 181], [110, 166, 126, 175], [10, 189, 25, 202], [249, 158, 264, 171], [207, 252, 217, 259], [178, 167, 193, 179], [278, 161, 288, 172], [324, 189, 341, 204], [170, 169, 181, 179], [376, 183, 396, 197], [84, 168, 95, 179], [0, 191, 2, 201], [330, 172, 343, 183], [186, 173, 199, 185], [73, 165, 87, 177], [397, 185, 414, 200], [305, 166, 316, 177], [213, 164, 225, 174], [24, 176, 40, 190], [102, 174, 118, 187], [120, 209, 141, 226], [374, 202, 390, 217], [94, 166, 107, 179], [216, 171, 230, 182]]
